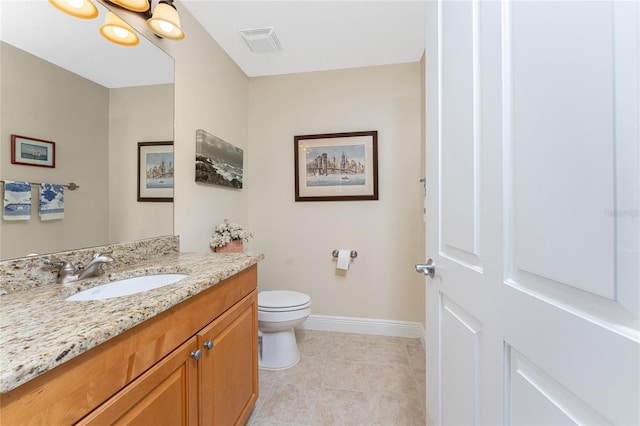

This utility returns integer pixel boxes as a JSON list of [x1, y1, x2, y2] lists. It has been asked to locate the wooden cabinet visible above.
[[77, 337, 199, 425], [80, 290, 258, 426], [198, 290, 258, 425], [0, 265, 258, 425]]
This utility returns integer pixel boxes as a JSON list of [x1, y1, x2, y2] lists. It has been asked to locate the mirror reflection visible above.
[[0, 0, 174, 260]]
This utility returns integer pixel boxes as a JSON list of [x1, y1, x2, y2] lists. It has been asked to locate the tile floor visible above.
[[247, 329, 426, 426]]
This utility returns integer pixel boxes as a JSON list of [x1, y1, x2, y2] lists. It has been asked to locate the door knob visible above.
[[415, 259, 436, 278]]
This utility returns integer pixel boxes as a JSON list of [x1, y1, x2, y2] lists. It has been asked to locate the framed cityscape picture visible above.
[[137, 141, 174, 202], [294, 130, 378, 201]]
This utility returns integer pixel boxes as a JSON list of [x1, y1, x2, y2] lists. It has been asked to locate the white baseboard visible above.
[[299, 314, 426, 344]]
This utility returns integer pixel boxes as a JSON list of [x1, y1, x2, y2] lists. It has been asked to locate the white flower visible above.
[[209, 219, 253, 248]]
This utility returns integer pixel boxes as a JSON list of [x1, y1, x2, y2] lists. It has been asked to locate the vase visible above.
[[214, 240, 244, 253]]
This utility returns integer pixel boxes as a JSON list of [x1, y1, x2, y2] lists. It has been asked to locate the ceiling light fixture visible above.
[[48, 0, 99, 19], [146, 1, 185, 40], [105, 0, 184, 40], [48, 0, 185, 46], [100, 11, 140, 46], [108, 0, 150, 13]]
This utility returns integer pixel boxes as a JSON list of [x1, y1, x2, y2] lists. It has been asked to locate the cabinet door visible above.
[[198, 290, 258, 426], [78, 337, 199, 426]]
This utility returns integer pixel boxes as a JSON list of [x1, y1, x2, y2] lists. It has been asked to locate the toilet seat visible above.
[[258, 290, 311, 312]]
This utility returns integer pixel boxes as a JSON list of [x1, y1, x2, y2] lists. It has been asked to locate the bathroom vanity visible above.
[[0, 239, 263, 425]]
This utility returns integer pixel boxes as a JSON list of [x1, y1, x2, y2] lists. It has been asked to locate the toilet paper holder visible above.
[[332, 250, 358, 259]]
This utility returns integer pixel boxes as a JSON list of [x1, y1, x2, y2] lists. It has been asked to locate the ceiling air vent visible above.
[[239, 27, 282, 53]]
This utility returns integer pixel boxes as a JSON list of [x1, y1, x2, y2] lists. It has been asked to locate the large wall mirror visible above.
[[0, 0, 174, 260]]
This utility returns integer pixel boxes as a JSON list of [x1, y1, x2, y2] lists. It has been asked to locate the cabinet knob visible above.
[[190, 349, 202, 361], [203, 340, 214, 350]]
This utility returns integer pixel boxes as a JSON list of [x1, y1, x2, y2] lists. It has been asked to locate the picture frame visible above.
[[294, 130, 378, 201], [195, 129, 244, 189], [137, 141, 174, 202], [10, 134, 55, 168]]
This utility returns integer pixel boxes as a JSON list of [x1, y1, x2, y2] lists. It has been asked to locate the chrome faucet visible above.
[[44, 251, 115, 284], [44, 257, 78, 284], [77, 251, 115, 280]]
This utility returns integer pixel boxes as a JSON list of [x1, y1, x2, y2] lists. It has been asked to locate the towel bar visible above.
[[0, 180, 80, 190]]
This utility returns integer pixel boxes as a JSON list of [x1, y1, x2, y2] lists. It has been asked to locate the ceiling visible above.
[[0, 0, 173, 88], [0, 0, 425, 86], [180, 0, 426, 77]]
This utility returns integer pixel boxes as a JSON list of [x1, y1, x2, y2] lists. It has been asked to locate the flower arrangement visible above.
[[209, 219, 253, 249]]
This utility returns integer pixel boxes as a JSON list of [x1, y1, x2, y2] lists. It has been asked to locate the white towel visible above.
[[3, 181, 31, 220], [39, 183, 64, 220]]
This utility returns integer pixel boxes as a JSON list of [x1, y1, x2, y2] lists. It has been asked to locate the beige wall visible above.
[[108, 84, 174, 244], [247, 64, 425, 323], [149, 6, 250, 253], [98, 2, 426, 325], [2, 1, 427, 326], [0, 42, 109, 259]]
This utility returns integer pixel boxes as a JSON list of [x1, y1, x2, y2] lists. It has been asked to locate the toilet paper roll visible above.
[[336, 249, 351, 271]]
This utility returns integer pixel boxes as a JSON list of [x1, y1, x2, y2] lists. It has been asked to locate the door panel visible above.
[[504, 292, 640, 424], [508, 0, 615, 297], [441, 296, 482, 426], [441, 0, 482, 267], [425, 1, 639, 425], [612, 1, 640, 316], [507, 347, 611, 426], [503, 2, 639, 422]]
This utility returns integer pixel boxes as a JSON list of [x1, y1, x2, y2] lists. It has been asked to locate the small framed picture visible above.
[[294, 130, 378, 201], [137, 141, 174, 202], [11, 134, 55, 168]]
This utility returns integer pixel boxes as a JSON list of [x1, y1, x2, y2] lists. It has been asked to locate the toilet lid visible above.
[[258, 290, 311, 310]]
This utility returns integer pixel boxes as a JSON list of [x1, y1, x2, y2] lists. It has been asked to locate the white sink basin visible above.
[[65, 274, 189, 301]]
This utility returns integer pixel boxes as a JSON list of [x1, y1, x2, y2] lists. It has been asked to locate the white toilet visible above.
[[258, 290, 311, 370]]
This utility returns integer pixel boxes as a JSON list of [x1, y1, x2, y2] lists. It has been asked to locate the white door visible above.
[[423, 1, 639, 425]]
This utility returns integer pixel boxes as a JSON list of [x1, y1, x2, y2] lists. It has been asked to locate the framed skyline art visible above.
[[137, 141, 174, 202], [294, 130, 378, 202]]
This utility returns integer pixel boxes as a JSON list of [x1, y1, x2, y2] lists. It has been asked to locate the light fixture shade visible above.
[[48, 0, 98, 19], [147, 2, 185, 40], [109, 0, 150, 13], [100, 12, 139, 47]]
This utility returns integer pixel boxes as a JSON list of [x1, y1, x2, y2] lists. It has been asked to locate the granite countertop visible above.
[[0, 251, 264, 394]]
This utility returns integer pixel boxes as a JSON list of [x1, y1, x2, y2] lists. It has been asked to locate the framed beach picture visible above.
[[137, 141, 174, 202], [294, 130, 378, 201], [11, 134, 55, 168]]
